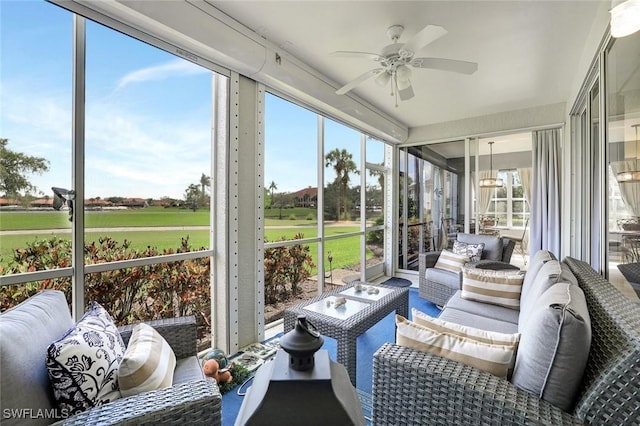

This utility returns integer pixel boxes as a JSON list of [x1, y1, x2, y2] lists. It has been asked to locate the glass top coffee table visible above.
[[283, 281, 409, 386]]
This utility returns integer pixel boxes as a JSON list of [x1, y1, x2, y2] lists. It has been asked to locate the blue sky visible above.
[[1, 0, 382, 200]]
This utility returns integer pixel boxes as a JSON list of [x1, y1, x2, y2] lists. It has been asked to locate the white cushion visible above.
[[412, 308, 520, 346], [46, 302, 125, 415], [461, 267, 525, 310], [395, 315, 518, 378], [434, 250, 469, 273], [118, 323, 176, 397]]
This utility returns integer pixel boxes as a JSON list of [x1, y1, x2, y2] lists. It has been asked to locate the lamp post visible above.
[[325, 251, 333, 285]]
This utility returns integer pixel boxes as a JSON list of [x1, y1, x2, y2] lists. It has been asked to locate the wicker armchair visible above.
[[419, 233, 517, 306], [0, 290, 222, 426], [373, 257, 640, 425]]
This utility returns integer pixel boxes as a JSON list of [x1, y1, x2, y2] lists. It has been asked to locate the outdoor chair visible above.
[[0, 290, 222, 425], [440, 217, 461, 250], [479, 215, 500, 236], [617, 262, 640, 300], [508, 218, 529, 265], [419, 233, 517, 306]]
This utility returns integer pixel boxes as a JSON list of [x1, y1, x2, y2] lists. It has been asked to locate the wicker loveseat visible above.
[[373, 256, 640, 425], [0, 290, 222, 425]]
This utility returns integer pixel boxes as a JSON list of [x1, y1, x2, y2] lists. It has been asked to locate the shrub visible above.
[[263, 233, 314, 304], [0, 236, 211, 341], [367, 216, 385, 245], [288, 214, 297, 220]]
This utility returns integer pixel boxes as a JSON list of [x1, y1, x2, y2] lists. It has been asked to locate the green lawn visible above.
[[0, 208, 374, 230], [1, 221, 368, 273], [0, 207, 210, 231]]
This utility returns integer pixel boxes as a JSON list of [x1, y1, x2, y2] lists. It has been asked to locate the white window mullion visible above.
[[72, 14, 86, 320], [506, 172, 513, 228]]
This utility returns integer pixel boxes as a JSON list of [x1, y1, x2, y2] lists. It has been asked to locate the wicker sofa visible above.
[[373, 256, 640, 425], [419, 232, 517, 306], [0, 290, 222, 425]]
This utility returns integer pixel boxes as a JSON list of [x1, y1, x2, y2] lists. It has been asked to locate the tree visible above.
[[199, 173, 210, 195], [0, 138, 49, 197], [268, 181, 277, 207], [325, 148, 358, 221], [184, 184, 201, 212]]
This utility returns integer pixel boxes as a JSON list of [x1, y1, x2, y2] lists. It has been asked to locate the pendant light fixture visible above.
[[479, 141, 504, 188], [616, 124, 640, 183]]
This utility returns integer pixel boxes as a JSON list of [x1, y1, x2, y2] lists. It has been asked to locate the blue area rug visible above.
[[221, 288, 439, 425], [381, 276, 413, 287]]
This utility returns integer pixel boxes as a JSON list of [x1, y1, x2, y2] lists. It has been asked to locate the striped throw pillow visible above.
[[118, 323, 176, 397], [411, 308, 520, 346], [461, 267, 525, 309], [434, 250, 469, 273], [395, 315, 517, 378]]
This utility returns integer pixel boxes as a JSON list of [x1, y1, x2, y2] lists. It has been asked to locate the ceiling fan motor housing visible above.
[[387, 25, 405, 41]]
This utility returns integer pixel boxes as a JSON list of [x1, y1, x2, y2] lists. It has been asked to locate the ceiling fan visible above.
[[332, 24, 478, 106]]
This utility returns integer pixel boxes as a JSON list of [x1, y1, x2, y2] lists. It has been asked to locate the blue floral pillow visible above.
[[46, 302, 125, 415]]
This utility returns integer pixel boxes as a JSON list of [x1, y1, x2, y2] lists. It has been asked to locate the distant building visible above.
[[0, 198, 21, 207], [86, 199, 112, 208], [120, 198, 148, 208], [29, 198, 54, 208], [291, 187, 317, 208]]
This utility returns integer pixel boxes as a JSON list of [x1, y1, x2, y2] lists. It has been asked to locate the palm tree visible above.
[[325, 148, 358, 221], [200, 173, 210, 196], [268, 180, 278, 207]]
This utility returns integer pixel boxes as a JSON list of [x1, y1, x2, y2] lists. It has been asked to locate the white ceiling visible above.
[[212, 0, 606, 130]]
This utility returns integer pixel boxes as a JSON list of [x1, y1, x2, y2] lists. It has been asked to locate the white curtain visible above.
[[530, 128, 561, 259], [477, 170, 494, 214], [611, 161, 640, 216], [518, 167, 532, 206]]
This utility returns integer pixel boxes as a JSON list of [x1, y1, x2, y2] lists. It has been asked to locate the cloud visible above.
[[115, 59, 207, 91], [2, 78, 211, 199]]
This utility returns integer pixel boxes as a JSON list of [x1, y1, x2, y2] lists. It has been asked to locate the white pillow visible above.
[[46, 302, 125, 415], [118, 323, 176, 397], [461, 267, 525, 310], [411, 308, 520, 347], [395, 315, 518, 378], [434, 250, 469, 273]]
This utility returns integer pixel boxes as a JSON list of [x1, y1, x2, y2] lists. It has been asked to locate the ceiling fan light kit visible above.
[[375, 71, 391, 87], [332, 24, 478, 106], [610, 0, 640, 38], [479, 141, 504, 188]]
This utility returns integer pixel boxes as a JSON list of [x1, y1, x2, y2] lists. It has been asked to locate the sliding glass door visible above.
[[398, 133, 532, 273], [398, 141, 465, 271], [606, 31, 640, 292]]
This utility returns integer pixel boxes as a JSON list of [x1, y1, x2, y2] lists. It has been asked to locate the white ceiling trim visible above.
[[407, 102, 567, 144]]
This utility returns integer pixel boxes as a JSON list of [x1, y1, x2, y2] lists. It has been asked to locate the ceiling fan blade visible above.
[[335, 68, 384, 95], [330, 51, 383, 61], [411, 57, 478, 75], [399, 25, 448, 57], [398, 84, 414, 101]]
